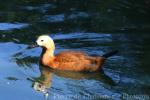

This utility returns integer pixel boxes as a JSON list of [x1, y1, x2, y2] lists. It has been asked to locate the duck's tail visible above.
[[102, 50, 118, 58]]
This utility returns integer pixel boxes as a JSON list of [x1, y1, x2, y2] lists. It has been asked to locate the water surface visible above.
[[0, 0, 150, 100]]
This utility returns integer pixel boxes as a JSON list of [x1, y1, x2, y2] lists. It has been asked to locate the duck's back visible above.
[[55, 51, 87, 61], [49, 51, 105, 72]]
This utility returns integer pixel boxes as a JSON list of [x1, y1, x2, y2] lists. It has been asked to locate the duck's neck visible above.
[[40, 47, 55, 66]]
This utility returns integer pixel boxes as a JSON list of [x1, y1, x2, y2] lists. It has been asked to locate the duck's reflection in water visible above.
[[31, 65, 115, 99], [31, 67, 53, 99]]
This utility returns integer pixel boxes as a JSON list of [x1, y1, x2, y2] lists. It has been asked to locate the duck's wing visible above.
[[55, 51, 87, 62]]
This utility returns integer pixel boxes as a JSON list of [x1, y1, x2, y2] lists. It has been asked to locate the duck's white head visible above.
[[36, 35, 55, 50]]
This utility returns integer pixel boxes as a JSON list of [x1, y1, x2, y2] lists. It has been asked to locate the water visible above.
[[0, 0, 150, 100]]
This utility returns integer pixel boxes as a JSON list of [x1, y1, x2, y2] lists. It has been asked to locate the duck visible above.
[[34, 35, 118, 72]]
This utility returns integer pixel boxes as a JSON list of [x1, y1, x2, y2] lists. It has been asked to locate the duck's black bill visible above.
[[27, 44, 39, 49]]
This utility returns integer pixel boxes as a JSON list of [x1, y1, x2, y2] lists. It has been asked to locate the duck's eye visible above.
[[41, 40, 44, 42]]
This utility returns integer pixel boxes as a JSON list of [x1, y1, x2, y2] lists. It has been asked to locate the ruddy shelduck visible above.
[[35, 35, 118, 72]]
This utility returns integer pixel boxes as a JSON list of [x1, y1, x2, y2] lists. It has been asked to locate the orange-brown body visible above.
[[36, 35, 117, 72], [41, 50, 105, 72]]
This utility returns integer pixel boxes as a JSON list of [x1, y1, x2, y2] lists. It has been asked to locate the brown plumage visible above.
[[36, 35, 117, 72]]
